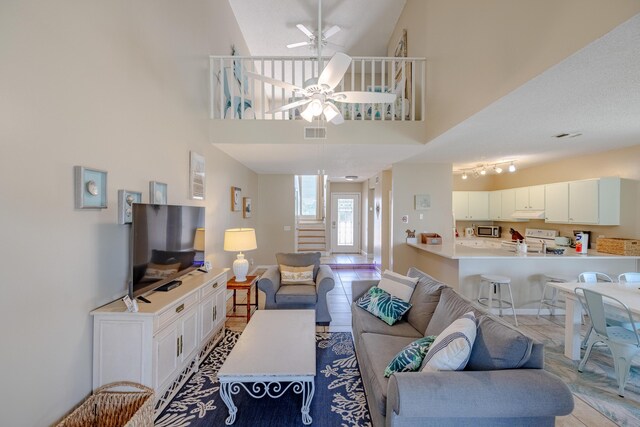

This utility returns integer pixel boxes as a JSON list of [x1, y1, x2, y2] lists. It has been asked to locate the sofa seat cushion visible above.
[[275, 285, 317, 304], [359, 333, 416, 416], [406, 267, 447, 334], [352, 304, 422, 339], [466, 315, 534, 370]]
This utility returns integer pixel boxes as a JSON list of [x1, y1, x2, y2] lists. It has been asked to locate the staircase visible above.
[[296, 221, 327, 254]]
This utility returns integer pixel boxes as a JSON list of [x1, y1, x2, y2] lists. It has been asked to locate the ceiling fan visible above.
[[246, 0, 395, 125], [246, 53, 395, 124], [286, 0, 341, 51]]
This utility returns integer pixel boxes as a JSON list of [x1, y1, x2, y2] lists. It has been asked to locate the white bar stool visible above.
[[477, 274, 518, 326], [537, 274, 573, 318]]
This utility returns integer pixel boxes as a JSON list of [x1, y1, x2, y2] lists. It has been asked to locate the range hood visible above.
[[511, 210, 545, 219]]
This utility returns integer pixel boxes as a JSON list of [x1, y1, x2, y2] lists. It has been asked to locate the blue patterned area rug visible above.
[[155, 331, 371, 427], [544, 343, 640, 426]]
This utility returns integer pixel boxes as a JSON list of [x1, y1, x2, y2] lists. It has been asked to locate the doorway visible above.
[[330, 193, 361, 253]]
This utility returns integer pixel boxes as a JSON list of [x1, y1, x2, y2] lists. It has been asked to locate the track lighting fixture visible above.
[[457, 161, 517, 179]]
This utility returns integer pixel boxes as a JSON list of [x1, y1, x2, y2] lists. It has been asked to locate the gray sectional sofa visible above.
[[351, 267, 574, 427]]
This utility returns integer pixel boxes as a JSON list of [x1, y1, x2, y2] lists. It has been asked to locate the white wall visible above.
[[391, 163, 454, 275], [255, 174, 296, 263], [0, 1, 254, 425]]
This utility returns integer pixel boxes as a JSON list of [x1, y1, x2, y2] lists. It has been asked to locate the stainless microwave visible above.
[[476, 225, 501, 238]]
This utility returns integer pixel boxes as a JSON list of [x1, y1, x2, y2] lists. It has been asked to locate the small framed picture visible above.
[[415, 194, 431, 210], [117, 190, 142, 224], [231, 186, 242, 211], [189, 151, 205, 200], [243, 197, 252, 218], [74, 166, 108, 209], [150, 181, 168, 204]]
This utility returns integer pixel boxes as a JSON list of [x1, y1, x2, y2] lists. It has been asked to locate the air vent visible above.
[[304, 127, 327, 139], [555, 132, 582, 139]]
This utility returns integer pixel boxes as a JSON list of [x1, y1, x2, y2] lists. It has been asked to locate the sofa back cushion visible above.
[[406, 268, 447, 334], [466, 315, 535, 370], [276, 252, 321, 280], [425, 288, 482, 336]]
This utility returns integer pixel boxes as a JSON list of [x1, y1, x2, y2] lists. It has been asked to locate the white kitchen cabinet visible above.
[[501, 189, 520, 221], [92, 269, 227, 416], [544, 178, 620, 225], [515, 185, 545, 210], [489, 191, 502, 220], [452, 191, 490, 220], [544, 182, 569, 222]]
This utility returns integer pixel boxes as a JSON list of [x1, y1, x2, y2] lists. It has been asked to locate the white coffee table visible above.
[[218, 309, 316, 425]]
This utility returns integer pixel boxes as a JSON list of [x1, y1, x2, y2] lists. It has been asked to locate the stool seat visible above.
[[477, 274, 517, 326], [480, 274, 511, 284]]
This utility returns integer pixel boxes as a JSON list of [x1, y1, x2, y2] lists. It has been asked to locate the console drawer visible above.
[[156, 292, 198, 332], [200, 273, 226, 299]]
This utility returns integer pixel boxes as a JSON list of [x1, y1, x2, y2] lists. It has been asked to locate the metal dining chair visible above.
[[576, 287, 640, 397], [618, 272, 640, 284], [577, 272, 613, 348]]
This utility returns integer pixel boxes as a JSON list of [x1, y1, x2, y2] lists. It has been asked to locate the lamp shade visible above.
[[224, 228, 257, 252], [193, 228, 205, 251]]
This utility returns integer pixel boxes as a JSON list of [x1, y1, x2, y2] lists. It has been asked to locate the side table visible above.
[[227, 275, 259, 322]]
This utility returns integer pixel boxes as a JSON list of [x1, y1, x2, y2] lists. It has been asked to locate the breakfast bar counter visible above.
[[408, 241, 640, 314]]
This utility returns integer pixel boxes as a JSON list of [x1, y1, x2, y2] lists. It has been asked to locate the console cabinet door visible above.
[[214, 289, 227, 331], [200, 294, 215, 342], [180, 307, 199, 363], [154, 324, 179, 390]]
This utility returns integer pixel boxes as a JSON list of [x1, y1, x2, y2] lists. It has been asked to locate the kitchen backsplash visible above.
[[455, 219, 622, 244]]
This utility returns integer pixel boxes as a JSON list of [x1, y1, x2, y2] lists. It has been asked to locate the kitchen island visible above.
[[408, 240, 640, 314]]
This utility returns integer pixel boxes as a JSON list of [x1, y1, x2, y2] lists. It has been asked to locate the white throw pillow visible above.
[[377, 270, 419, 302], [421, 311, 477, 372]]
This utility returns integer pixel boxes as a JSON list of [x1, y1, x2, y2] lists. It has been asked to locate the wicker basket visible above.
[[596, 238, 640, 256], [56, 382, 154, 427]]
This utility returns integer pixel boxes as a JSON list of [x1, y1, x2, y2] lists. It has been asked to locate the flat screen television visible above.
[[130, 203, 205, 298]]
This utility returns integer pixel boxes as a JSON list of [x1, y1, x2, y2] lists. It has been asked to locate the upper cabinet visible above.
[[514, 185, 545, 210], [489, 191, 502, 220], [544, 177, 620, 225], [453, 191, 490, 220], [489, 189, 523, 222]]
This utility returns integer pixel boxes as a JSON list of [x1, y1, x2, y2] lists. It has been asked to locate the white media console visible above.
[[91, 268, 228, 416]]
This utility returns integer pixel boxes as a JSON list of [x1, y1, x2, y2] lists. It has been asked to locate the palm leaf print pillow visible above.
[[356, 286, 412, 326]]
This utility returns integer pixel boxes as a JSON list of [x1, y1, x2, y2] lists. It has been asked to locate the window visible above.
[[295, 175, 324, 219]]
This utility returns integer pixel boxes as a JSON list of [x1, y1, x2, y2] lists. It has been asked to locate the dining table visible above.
[[546, 281, 640, 360]]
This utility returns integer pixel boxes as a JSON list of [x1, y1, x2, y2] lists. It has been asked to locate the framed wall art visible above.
[[74, 166, 108, 209], [150, 181, 167, 204], [243, 197, 252, 218], [189, 151, 205, 200], [393, 29, 411, 118], [415, 194, 431, 210], [117, 190, 142, 224], [231, 186, 242, 211]]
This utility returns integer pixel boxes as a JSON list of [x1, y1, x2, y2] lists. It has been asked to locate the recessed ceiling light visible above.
[[345, 175, 358, 181]]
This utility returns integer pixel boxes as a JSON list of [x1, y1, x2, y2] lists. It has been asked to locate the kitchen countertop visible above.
[[408, 241, 640, 260]]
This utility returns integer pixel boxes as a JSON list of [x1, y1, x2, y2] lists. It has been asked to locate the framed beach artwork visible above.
[[393, 29, 411, 117], [243, 197, 252, 218]]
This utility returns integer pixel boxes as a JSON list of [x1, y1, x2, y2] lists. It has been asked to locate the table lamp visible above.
[[224, 228, 257, 282]]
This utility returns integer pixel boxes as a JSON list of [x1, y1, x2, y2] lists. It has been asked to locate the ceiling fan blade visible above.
[[318, 52, 351, 90], [322, 25, 341, 39], [296, 24, 315, 38], [267, 99, 311, 114], [332, 91, 397, 103], [287, 41, 313, 49], [329, 111, 344, 125], [245, 71, 303, 93]]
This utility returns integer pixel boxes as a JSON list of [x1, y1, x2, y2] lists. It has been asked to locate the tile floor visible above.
[[224, 267, 615, 426]]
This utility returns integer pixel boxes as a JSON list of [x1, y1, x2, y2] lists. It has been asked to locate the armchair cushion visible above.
[[275, 284, 317, 305], [276, 252, 321, 280], [279, 264, 315, 285]]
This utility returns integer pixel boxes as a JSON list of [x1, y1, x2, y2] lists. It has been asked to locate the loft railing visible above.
[[210, 55, 425, 121]]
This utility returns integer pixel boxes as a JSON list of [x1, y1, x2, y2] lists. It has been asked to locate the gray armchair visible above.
[[257, 252, 335, 324]]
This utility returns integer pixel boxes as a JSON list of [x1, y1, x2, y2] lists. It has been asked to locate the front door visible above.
[[331, 193, 360, 253]]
